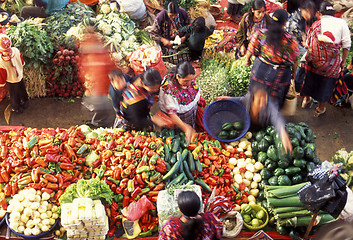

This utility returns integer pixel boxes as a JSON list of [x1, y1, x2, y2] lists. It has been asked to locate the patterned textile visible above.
[[158, 212, 223, 240], [305, 20, 342, 79], [121, 82, 149, 110], [178, 105, 197, 128], [248, 29, 299, 66], [161, 73, 200, 106], [250, 58, 292, 108], [161, 45, 191, 65], [329, 73, 349, 105], [207, 196, 233, 219], [245, 14, 267, 42]]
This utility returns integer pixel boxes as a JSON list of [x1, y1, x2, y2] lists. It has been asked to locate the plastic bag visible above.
[[117, 0, 146, 21], [298, 163, 348, 218], [123, 195, 155, 221], [340, 187, 353, 223]]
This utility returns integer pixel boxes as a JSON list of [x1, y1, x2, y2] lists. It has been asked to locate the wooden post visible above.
[[304, 212, 318, 239]]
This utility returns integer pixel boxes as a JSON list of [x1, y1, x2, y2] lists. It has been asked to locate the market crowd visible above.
[[0, 0, 352, 239]]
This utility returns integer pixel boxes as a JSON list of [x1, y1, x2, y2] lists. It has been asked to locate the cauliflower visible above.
[[30, 202, 40, 210], [40, 212, 48, 220], [32, 227, 41, 235], [49, 218, 55, 225], [42, 192, 51, 201], [38, 205, 47, 214], [18, 225, 25, 234], [20, 215, 29, 224], [101, 3, 111, 14], [24, 228, 32, 236], [42, 219, 50, 226], [41, 225, 49, 232], [46, 211, 52, 218]]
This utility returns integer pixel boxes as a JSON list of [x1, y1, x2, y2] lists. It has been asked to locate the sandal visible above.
[[301, 97, 312, 108], [313, 107, 326, 117]]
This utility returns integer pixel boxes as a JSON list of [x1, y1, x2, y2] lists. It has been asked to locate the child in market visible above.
[[178, 17, 215, 60], [0, 34, 28, 113], [108, 69, 133, 128]]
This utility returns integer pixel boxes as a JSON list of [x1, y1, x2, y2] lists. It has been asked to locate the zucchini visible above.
[[183, 161, 194, 180], [187, 151, 195, 172], [164, 144, 170, 162], [163, 152, 182, 180], [181, 149, 188, 161], [172, 138, 180, 153], [179, 157, 184, 173], [170, 154, 177, 164], [195, 158, 203, 173], [195, 178, 211, 192]]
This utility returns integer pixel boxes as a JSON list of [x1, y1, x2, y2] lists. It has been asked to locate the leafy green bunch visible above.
[[7, 21, 54, 68], [44, 2, 94, 48], [59, 178, 114, 204], [163, 0, 196, 11]]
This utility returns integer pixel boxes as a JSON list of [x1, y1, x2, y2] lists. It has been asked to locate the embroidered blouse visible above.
[[121, 82, 155, 129], [159, 73, 200, 115], [248, 29, 299, 66], [158, 212, 223, 240]]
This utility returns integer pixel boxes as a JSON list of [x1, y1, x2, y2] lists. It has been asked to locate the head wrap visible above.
[[0, 34, 13, 61], [0, 34, 18, 77]]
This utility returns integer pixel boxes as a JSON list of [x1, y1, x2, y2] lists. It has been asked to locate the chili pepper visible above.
[[0, 146, 8, 158], [239, 182, 246, 191], [131, 187, 142, 198], [17, 175, 32, 185], [127, 179, 134, 193], [221, 149, 230, 157], [35, 157, 47, 167], [135, 174, 145, 186], [119, 178, 129, 189], [136, 166, 150, 174], [56, 173, 63, 189], [94, 164, 106, 179], [149, 172, 161, 182], [11, 182, 18, 196], [122, 196, 130, 208], [31, 169, 39, 183], [206, 177, 218, 186], [148, 191, 159, 197], [149, 155, 158, 165], [36, 167, 51, 175], [102, 150, 113, 159], [150, 196, 158, 202], [62, 181, 71, 189], [221, 173, 232, 179], [155, 164, 166, 173], [107, 177, 120, 186], [38, 139, 52, 147], [133, 136, 142, 149], [153, 182, 164, 191], [41, 187, 54, 194], [63, 143, 76, 159], [0, 170, 9, 183], [218, 168, 225, 177], [139, 188, 150, 195], [45, 154, 59, 163], [4, 184, 11, 196], [0, 198, 7, 210], [54, 189, 63, 201], [46, 146, 60, 154], [60, 163, 75, 170], [46, 182, 58, 190], [28, 182, 41, 189], [148, 142, 156, 150], [0, 174, 4, 183], [58, 131, 68, 141], [43, 174, 58, 183]]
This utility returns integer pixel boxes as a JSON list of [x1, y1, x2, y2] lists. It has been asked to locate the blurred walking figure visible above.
[[78, 27, 116, 128]]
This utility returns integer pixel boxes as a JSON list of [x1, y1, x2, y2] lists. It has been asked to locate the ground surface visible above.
[[0, 96, 352, 161]]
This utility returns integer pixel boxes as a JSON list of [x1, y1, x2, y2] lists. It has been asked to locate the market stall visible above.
[[0, 0, 352, 239]]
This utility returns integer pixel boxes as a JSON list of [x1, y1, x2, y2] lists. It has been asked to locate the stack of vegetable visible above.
[[227, 133, 263, 208], [44, 2, 94, 48], [331, 148, 353, 190], [46, 48, 84, 98], [264, 183, 335, 238], [253, 123, 321, 188], [94, 11, 140, 62], [8, 21, 54, 98], [7, 188, 61, 236], [197, 53, 251, 104]]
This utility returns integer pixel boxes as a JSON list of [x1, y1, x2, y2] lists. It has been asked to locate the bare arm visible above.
[[169, 113, 196, 143]]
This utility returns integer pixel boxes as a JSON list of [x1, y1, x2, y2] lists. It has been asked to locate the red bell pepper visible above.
[[60, 163, 75, 170], [43, 174, 58, 183], [122, 196, 130, 208], [131, 187, 142, 198]]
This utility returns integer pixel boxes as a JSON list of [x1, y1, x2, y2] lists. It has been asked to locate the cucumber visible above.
[[187, 151, 195, 172], [172, 138, 180, 153], [164, 144, 170, 162], [174, 172, 186, 185], [179, 157, 184, 173], [195, 179, 211, 192], [163, 152, 182, 180], [181, 149, 188, 161], [170, 154, 177, 164], [166, 162, 171, 171], [195, 159, 203, 173], [183, 160, 194, 180]]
